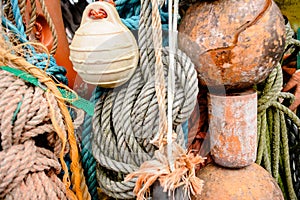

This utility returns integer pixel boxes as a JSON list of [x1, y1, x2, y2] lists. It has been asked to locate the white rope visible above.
[[167, 0, 179, 172]]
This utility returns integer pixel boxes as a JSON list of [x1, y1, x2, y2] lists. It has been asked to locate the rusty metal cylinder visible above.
[[208, 89, 257, 168]]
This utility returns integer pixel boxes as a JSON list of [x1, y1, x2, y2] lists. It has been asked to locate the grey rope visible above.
[[91, 0, 198, 198]]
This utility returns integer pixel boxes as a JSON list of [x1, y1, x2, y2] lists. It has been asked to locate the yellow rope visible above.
[[0, 37, 89, 200]]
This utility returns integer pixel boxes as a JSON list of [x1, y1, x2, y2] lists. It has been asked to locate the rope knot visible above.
[[26, 53, 68, 85]]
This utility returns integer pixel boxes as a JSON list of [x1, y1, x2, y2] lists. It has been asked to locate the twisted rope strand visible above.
[[89, 0, 198, 197], [37, 0, 58, 55], [25, 0, 37, 36], [257, 63, 298, 199]]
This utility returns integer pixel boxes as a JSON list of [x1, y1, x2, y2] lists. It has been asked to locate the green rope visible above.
[[256, 63, 299, 200], [280, 111, 296, 199], [0, 66, 94, 116], [272, 109, 280, 181]]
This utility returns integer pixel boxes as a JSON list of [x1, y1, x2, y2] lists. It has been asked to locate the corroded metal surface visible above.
[[194, 163, 284, 200], [179, 0, 285, 89], [208, 90, 257, 168]]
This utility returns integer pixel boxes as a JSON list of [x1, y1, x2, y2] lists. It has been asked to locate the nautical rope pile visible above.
[[4, 0, 58, 54], [2, 0, 67, 85], [0, 69, 75, 199], [1, 0, 93, 198], [91, 0, 198, 198], [81, 88, 103, 200], [256, 21, 300, 200], [0, 38, 91, 199], [256, 63, 299, 200]]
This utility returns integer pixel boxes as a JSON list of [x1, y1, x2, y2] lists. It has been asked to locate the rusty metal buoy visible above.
[[178, 0, 285, 90], [194, 163, 284, 200]]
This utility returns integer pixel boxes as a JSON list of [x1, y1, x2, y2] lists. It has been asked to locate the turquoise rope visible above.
[[2, 0, 68, 85], [81, 87, 103, 200], [10, 0, 25, 36]]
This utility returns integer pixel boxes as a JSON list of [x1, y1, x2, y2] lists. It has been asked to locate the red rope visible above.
[[89, 0, 116, 19]]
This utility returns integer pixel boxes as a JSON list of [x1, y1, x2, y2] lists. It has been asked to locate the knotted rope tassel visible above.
[[91, 0, 198, 198]]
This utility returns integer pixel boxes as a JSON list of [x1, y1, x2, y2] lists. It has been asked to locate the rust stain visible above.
[[208, 90, 257, 168], [178, 0, 286, 89], [194, 163, 284, 200]]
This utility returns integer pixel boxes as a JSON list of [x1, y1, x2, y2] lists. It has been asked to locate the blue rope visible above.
[[81, 87, 103, 200], [115, 0, 169, 31], [10, 0, 25, 36], [2, 0, 68, 85]]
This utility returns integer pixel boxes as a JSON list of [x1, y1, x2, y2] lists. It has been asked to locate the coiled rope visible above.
[[256, 20, 300, 200], [0, 69, 78, 199], [79, 0, 171, 198], [1, 1, 92, 198], [0, 38, 92, 199], [81, 88, 103, 200], [256, 62, 300, 200], [91, 0, 198, 198]]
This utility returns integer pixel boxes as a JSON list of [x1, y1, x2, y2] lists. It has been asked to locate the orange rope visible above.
[[0, 37, 90, 200]]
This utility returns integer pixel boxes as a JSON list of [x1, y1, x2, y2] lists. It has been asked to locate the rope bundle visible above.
[[2, 0, 68, 85], [0, 69, 81, 199], [91, 0, 198, 198], [0, 29, 92, 199], [3, 0, 58, 54], [256, 63, 300, 200]]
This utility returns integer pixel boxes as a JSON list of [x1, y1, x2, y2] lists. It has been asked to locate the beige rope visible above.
[[25, 0, 37, 36], [0, 71, 71, 199], [150, 0, 168, 148], [37, 0, 58, 55], [18, 0, 26, 19], [0, 37, 91, 200]]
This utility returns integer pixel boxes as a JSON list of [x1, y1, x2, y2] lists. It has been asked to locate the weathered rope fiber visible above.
[[256, 63, 300, 200], [0, 36, 91, 200], [91, 0, 198, 198], [0, 69, 74, 199], [81, 87, 103, 200]]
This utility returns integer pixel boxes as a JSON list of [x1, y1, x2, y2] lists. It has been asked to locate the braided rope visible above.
[[150, 0, 168, 147], [92, 0, 198, 197], [0, 37, 91, 200], [10, 0, 25, 35], [2, 3, 68, 85], [3, 2, 15, 23], [37, 0, 58, 55], [17, 0, 26, 19]]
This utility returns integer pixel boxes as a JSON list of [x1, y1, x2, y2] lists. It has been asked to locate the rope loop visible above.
[[92, 0, 198, 197]]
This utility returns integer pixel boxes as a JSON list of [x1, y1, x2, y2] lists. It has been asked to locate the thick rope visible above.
[[81, 88, 103, 200], [257, 63, 299, 200], [0, 70, 75, 199], [92, 0, 198, 198], [17, 0, 26, 20], [0, 36, 91, 200]]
